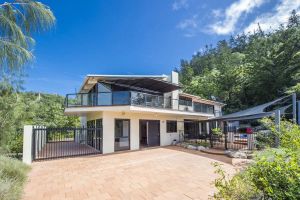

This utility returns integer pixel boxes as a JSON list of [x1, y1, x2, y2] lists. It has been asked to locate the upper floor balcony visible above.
[[65, 91, 222, 116]]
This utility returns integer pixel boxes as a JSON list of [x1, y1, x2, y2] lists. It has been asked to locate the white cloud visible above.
[[209, 0, 266, 35], [244, 0, 300, 33], [177, 15, 198, 29], [176, 15, 199, 37], [212, 9, 222, 18], [172, 0, 189, 11]]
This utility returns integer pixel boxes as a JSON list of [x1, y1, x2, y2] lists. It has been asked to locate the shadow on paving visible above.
[[165, 146, 232, 165]]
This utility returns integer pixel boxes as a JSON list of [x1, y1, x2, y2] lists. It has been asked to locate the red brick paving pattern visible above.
[[23, 147, 235, 200]]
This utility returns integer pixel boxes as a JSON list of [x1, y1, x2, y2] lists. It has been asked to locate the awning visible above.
[[211, 95, 293, 122], [103, 78, 181, 93], [80, 75, 181, 93]]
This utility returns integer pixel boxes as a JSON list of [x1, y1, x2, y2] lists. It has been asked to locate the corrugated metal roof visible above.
[[80, 74, 169, 92]]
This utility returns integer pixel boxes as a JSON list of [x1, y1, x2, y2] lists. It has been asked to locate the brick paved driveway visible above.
[[23, 147, 235, 200]]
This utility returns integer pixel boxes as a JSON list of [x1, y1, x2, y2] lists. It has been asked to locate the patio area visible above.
[[35, 141, 100, 160], [23, 147, 235, 200]]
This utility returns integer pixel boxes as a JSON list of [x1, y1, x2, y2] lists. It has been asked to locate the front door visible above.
[[148, 121, 160, 146], [184, 119, 200, 139], [139, 120, 160, 147]]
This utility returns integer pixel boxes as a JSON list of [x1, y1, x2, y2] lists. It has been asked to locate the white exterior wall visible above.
[[171, 71, 179, 110], [85, 111, 201, 154], [102, 112, 115, 154], [214, 105, 222, 117], [80, 116, 87, 127]]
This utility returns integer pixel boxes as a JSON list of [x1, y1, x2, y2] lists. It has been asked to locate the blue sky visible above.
[[24, 0, 300, 95]]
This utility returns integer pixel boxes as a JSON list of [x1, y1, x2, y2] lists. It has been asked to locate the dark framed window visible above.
[[87, 120, 95, 128], [115, 119, 130, 151], [167, 120, 177, 133], [179, 96, 192, 106], [86, 120, 95, 147], [193, 102, 214, 114], [95, 119, 103, 152]]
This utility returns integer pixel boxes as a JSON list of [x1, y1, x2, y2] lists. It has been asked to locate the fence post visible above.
[[224, 123, 228, 150], [292, 93, 297, 123], [275, 109, 281, 147], [297, 101, 300, 125], [23, 125, 33, 164], [247, 134, 255, 150], [224, 133, 228, 150]]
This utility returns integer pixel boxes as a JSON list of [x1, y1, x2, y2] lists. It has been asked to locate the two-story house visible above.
[[64, 71, 225, 154]]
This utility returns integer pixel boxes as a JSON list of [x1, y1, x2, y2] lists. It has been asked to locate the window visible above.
[[112, 91, 130, 105], [193, 102, 214, 114], [86, 120, 95, 147], [87, 120, 95, 128], [179, 96, 192, 106], [97, 82, 111, 92], [167, 120, 177, 133], [95, 119, 102, 151]]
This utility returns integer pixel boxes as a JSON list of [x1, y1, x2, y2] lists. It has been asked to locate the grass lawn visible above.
[[0, 156, 30, 200]]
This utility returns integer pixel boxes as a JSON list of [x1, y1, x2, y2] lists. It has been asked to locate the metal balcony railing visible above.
[[65, 91, 218, 115]]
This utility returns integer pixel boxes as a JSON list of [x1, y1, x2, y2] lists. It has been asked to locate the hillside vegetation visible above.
[[0, 83, 79, 154], [177, 10, 300, 114]]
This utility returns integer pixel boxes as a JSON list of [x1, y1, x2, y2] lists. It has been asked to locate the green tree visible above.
[[0, 0, 55, 151], [0, 0, 55, 72], [178, 10, 300, 114]]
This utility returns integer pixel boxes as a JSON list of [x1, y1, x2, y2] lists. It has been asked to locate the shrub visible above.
[[212, 128, 222, 137], [260, 118, 300, 151], [255, 130, 277, 149], [212, 162, 262, 200], [186, 140, 210, 147], [7, 132, 23, 155], [277, 121, 300, 151], [0, 156, 30, 200], [249, 149, 300, 199], [197, 141, 210, 147], [213, 119, 300, 199]]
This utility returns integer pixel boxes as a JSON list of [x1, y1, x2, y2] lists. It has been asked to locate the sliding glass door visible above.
[[115, 119, 130, 151]]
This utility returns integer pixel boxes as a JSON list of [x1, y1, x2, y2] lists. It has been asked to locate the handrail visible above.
[[65, 91, 217, 115]]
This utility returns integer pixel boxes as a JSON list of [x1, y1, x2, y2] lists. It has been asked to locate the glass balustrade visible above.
[[65, 91, 217, 115]]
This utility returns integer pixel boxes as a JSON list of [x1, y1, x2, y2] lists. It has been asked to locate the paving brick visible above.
[[23, 147, 234, 200]]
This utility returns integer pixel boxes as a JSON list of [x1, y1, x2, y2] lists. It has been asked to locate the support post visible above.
[[247, 134, 255, 150], [292, 93, 297, 123], [275, 110, 281, 147], [224, 122, 228, 150], [199, 122, 202, 135], [23, 125, 33, 164]]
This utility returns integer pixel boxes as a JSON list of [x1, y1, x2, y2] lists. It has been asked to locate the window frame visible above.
[[114, 119, 131, 151], [166, 120, 177, 133]]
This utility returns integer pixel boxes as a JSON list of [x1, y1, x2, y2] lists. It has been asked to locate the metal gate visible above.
[[183, 121, 256, 150], [32, 127, 102, 161]]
